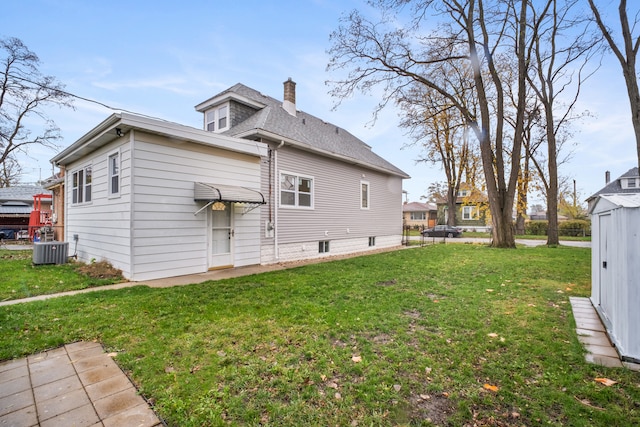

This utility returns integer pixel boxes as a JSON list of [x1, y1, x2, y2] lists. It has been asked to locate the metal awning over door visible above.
[[194, 182, 266, 215]]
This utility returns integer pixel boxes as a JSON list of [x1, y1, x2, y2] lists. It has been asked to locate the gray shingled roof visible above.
[[218, 83, 409, 178], [0, 186, 50, 203], [588, 167, 639, 199]]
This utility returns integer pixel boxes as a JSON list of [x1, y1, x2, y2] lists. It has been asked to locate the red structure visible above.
[[28, 194, 52, 241]]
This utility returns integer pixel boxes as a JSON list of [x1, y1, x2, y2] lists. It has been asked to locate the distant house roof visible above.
[[403, 201, 436, 212], [197, 83, 409, 179], [588, 167, 640, 201], [0, 186, 50, 203]]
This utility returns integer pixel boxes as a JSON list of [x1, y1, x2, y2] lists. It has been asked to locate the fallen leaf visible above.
[[335, 392, 342, 400], [419, 394, 431, 400], [595, 377, 618, 387], [190, 365, 201, 374], [528, 303, 536, 307], [327, 381, 339, 389], [500, 337, 506, 342], [425, 367, 432, 375], [483, 383, 499, 392], [393, 384, 402, 392], [352, 355, 362, 363], [486, 289, 494, 292], [574, 396, 605, 410], [107, 352, 118, 358], [321, 374, 327, 381], [487, 333, 499, 338]]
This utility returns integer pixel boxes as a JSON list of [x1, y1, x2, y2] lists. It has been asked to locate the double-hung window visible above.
[[462, 205, 476, 220], [411, 212, 426, 220], [280, 172, 313, 208], [72, 166, 92, 204], [205, 104, 229, 132], [361, 181, 370, 209], [109, 152, 120, 196]]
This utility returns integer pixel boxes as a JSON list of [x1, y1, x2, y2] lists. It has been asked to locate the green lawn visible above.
[[1, 245, 637, 426], [0, 249, 123, 302]]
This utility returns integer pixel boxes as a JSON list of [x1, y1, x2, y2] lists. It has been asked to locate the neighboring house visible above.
[[51, 79, 408, 280], [586, 167, 640, 212], [434, 184, 488, 230], [195, 79, 409, 264], [0, 186, 51, 239], [43, 170, 66, 241], [402, 201, 437, 229], [588, 167, 640, 363]]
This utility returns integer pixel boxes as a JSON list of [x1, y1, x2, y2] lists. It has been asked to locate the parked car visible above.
[[421, 225, 463, 238]]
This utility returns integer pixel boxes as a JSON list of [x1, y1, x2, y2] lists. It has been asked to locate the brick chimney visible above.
[[283, 78, 296, 116]]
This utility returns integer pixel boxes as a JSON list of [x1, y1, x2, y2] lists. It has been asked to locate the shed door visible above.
[[599, 214, 613, 318], [210, 203, 233, 269]]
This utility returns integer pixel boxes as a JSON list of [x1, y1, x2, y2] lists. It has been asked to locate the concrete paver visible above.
[[0, 342, 163, 427]]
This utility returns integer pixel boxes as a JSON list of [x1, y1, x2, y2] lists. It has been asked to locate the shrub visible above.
[[559, 220, 591, 237], [526, 220, 548, 235]]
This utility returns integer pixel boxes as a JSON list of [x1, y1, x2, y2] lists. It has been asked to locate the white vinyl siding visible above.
[[66, 130, 262, 281]]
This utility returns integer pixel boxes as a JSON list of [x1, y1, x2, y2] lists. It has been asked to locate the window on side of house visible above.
[[629, 178, 637, 188], [205, 104, 230, 133], [462, 205, 476, 220], [72, 166, 92, 204], [109, 152, 120, 196], [319, 240, 330, 253], [280, 172, 313, 208], [368, 236, 376, 247], [410, 212, 426, 220], [458, 189, 469, 197], [361, 181, 370, 209]]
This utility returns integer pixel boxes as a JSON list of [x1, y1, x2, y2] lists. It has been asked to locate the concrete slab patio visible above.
[[0, 341, 163, 427], [569, 297, 640, 371]]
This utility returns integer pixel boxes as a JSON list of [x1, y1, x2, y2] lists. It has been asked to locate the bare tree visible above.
[[0, 154, 21, 187], [399, 81, 476, 226], [327, 0, 530, 247], [525, 0, 599, 245], [589, 0, 640, 170], [0, 37, 73, 186]]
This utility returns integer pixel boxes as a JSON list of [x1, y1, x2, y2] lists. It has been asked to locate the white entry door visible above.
[[210, 203, 233, 268]]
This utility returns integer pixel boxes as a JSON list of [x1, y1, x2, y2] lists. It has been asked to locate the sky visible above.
[[2, 0, 638, 207]]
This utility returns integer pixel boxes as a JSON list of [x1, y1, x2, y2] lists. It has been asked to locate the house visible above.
[[587, 167, 640, 212], [402, 201, 437, 229], [588, 167, 640, 363], [0, 186, 51, 239], [195, 79, 409, 264], [51, 79, 408, 280], [43, 170, 66, 241], [51, 113, 267, 281], [433, 184, 488, 230]]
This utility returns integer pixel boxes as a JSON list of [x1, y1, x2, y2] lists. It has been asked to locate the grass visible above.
[[1, 245, 638, 426], [405, 230, 591, 241], [0, 249, 124, 302]]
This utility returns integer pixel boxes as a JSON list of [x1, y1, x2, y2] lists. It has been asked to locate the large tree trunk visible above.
[[446, 185, 457, 226], [546, 118, 560, 245]]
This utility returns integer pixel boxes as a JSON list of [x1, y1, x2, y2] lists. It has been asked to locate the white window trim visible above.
[[71, 164, 93, 205], [204, 102, 230, 133], [108, 150, 121, 198], [462, 205, 477, 220], [279, 170, 314, 209], [360, 180, 370, 210]]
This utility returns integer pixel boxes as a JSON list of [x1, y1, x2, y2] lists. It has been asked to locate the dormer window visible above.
[[457, 189, 469, 197], [205, 104, 229, 133], [620, 176, 640, 189]]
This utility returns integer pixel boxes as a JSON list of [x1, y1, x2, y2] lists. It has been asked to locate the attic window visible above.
[[629, 178, 636, 188], [205, 104, 229, 133]]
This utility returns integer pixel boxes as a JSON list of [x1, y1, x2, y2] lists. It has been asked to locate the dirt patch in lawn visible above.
[[77, 260, 123, 280]]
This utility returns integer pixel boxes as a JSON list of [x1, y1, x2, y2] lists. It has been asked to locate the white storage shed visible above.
[[589, 193, 640, 363]]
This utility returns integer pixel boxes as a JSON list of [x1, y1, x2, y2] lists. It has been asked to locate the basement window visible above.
[[319, 240, 330, 253], [369, 236, 376, 247]]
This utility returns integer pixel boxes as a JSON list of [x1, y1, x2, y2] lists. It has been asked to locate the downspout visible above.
[[273, 140, 284, 260]]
